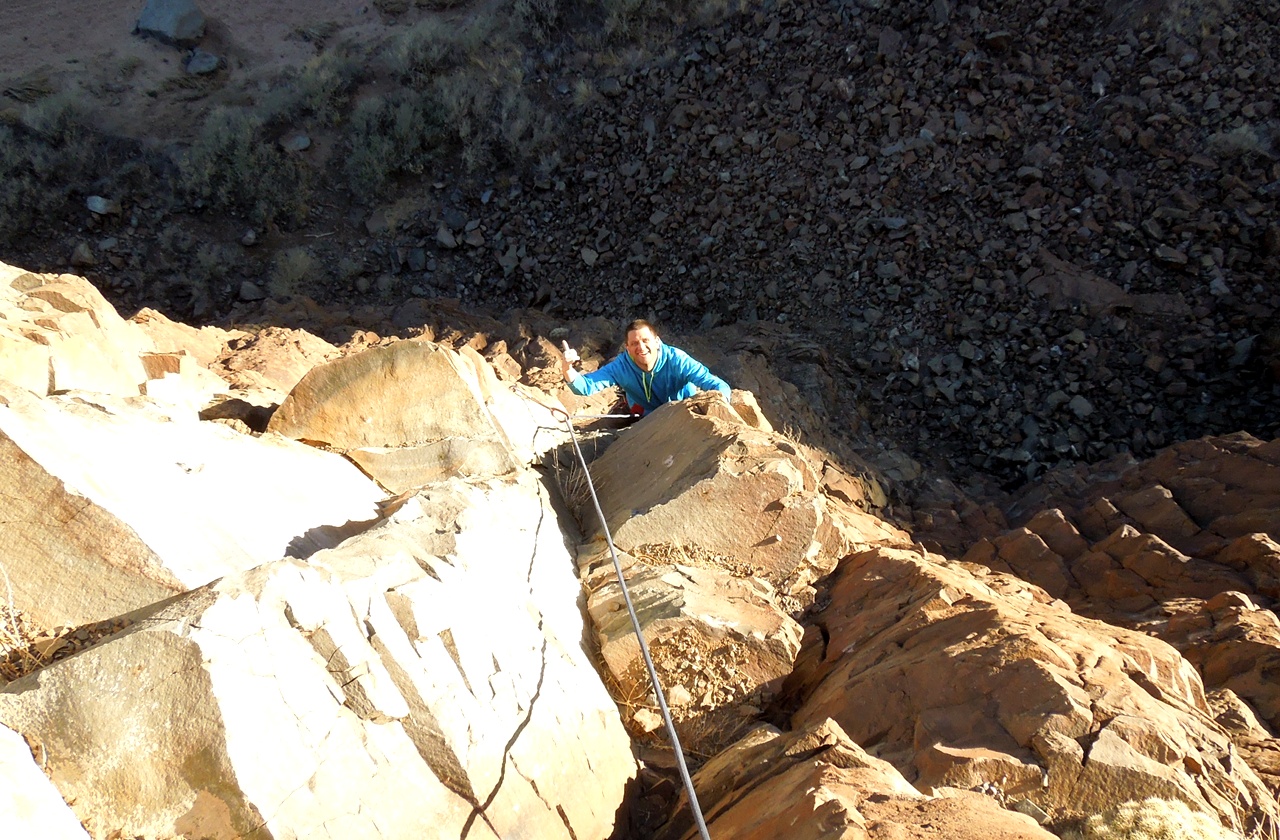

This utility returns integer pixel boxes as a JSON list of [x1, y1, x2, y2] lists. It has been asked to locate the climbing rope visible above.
[[550, 405, 713, 840]]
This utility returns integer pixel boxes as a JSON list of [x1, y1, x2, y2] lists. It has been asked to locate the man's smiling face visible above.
[[626, 326, 661, 372]]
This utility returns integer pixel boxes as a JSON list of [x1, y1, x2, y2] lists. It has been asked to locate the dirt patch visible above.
[[632, 541, 764, 579], [0, 0, 395, 141]]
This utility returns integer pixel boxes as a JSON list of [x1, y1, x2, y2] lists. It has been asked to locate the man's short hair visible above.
[[624, 318, 658, 337]]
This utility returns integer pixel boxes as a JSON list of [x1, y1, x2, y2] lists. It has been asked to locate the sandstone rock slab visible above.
[[1, 263, 152, 397], [580, 394, 898, 595], [0, 474, 635, 840], [0, 381, 383, 627], [586, 557, 801, 753]]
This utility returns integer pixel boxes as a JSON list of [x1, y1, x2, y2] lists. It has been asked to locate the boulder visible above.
[[1217, 533, 1280, 598], [269, 340, 499, 448], [585, 555, 802, 753], [656, 718, 1056, 840], [267, 340, 528, 489], [135, 0, 206, 47], [0, 474, 635, 840], [211, 325, 339, 396], [963, 528, 1076, 599], [578, 394, 900, 595], [1113, 484, 1201, 541], [1094, 525, 1247, 599], [1157, 598, 1280, 732], [787, 547, 1278, 828], [0, 381, 383, 627], [130, 307, 242, 367]]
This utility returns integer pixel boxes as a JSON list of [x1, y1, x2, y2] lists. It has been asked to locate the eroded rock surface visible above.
[[656, 719, 1055, 840]]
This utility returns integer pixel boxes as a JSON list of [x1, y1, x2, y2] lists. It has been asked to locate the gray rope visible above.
[[551, 406, 712, 840]]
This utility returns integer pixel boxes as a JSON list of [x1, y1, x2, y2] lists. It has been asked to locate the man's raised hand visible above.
[[560, 341, 580, 381]]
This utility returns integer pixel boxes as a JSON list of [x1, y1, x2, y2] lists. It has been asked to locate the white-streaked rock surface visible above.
[[0, 381, 383, 627], [0, 473, 635, 840], [0, 722, 91, 840]]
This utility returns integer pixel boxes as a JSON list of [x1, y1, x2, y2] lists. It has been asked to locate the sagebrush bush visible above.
[[514, 0, 562, 43], [0, 95, 97, 245], [180, 107, 308, 224], [1064, 799, 1245, 840], [345, 92, 446, 196], [269, 247, 320, 299], [1206, 124, 1276, 161]]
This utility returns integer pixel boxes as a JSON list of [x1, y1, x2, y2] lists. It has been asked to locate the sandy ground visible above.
[[0, 0, 394, 139]]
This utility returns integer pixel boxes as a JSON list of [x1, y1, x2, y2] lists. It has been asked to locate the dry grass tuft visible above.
[[1062, 799, 1247, 840], [1, 564, 136, 684]]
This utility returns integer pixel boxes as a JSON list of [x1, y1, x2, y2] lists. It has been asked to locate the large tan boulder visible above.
[[267, 340, 527, 490], [0, 474, 635, 840], [585, 554, 802, 754], [579, 394, 904, 596], [656, 718, 1055, 840], [0, 263, 153, 396], [0, 381, 383, 628], [787, 547, 1278, 829], [269, 339, 500, 448]]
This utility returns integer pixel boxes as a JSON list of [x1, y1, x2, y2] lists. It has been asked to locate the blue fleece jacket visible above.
[[568, 342, 731, 415]]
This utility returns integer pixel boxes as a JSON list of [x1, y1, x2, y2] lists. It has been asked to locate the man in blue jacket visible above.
[[560, 319, 731, 416]]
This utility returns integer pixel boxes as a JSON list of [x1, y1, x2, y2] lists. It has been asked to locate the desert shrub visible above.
[[434, 68, 498, 170], [387, 19, 456, 88], [387, 15, 502, 87], [254, 50, 360, 128], [268, 247, 320, 299], [1063, 799, 1244, 840], [497, 87, 561, 166], [1206, 124, 1276, 162], [179, 107, 308, 224], [600, 0, 739, 41], [192, 242, 240, 283], [514, 0, 563, 43], [0, 95, 98, 245], [291, 52, 360, 125], [345, 92, 447, 196]]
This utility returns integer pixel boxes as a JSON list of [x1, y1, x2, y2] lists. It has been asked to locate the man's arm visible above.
[[563, 345, 624, 397], [670, 347, 731, 400]]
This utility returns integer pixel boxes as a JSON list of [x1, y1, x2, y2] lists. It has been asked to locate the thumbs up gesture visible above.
[[560, 340, 580, 381]]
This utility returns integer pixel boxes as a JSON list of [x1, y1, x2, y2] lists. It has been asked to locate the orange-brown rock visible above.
[[211, 325, 339, 396], [786, 547, 1278, 828], [656, 719, 1055, 840], [579, 393, 905, 597], [1153, 596, 1280, 732], [585, 554, 802, 754]]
